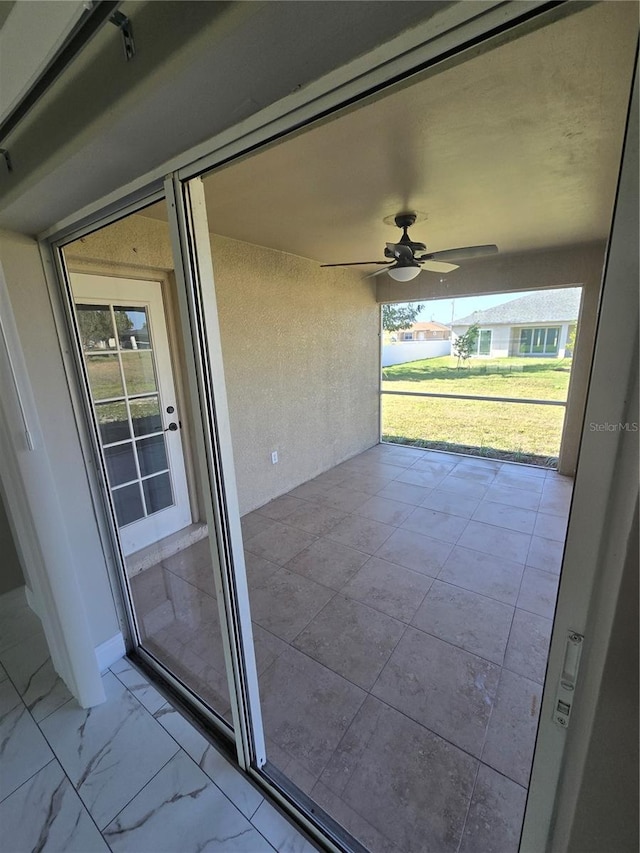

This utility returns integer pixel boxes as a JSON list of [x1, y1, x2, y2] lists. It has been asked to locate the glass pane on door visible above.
[[130, 397, 162, 436], [85, 355, 124, 399], [62, 199, 234, 729], [121, 351, 157, 395]]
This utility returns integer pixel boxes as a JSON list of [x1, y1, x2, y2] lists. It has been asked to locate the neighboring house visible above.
[[390, 320, 451, 343], [452, 287, 581, 358]]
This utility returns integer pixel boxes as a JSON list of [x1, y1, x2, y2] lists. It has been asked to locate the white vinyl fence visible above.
[[382, 339, 451, 367]]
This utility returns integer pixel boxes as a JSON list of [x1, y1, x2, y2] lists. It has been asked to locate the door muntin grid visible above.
[[77, 302, 175, 527]]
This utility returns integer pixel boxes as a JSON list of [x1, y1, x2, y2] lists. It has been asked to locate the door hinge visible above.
[[553, 630, 584, 729], [110, 11, 135, 62]]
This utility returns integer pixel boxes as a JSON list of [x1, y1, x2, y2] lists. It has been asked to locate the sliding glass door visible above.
[[57, 195, 264, 757]]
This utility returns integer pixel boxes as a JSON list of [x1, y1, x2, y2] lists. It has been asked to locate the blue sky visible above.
[[411, 291, 534, 325]]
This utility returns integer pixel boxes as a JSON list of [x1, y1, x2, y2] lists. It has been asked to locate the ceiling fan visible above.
[[320, 213, 498, 281]]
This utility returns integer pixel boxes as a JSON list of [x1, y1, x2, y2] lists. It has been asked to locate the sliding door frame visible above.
[[41, 190, 254, 750], [164, 175, 266, 771], [35, 3, 635, 850]]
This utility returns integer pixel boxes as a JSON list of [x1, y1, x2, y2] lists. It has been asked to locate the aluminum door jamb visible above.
[[164, 173, 266, 770]]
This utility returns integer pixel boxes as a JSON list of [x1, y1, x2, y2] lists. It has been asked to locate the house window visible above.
[[402, 332, 413, 341], [519, 326, 560, 355], [477, 329, 492, 355]]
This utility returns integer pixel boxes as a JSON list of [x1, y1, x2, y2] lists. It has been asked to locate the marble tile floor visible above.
[[0, 588, 316, 853], [128, 444, 571, 853]]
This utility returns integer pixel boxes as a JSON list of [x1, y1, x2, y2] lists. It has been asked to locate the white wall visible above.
[[382, 339, 450, 367], [486, 325, 511, 357], [0, 490, 24, 595], [557, 322, 570, 358], [452, 324, 510, 358], [0, 229, 119, 649], [213, 236, 380, 513]]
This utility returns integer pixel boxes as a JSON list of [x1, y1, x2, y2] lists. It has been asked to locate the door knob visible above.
[[165, 422, 178, 432]]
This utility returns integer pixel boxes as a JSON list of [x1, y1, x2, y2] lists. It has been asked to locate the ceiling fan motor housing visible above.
[[389, 213, 427, 256], [394, 212, 417, 230]]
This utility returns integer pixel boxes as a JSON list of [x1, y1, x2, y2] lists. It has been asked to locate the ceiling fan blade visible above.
[[320, 261, 390, 267], [366, 266, 396, 279], [419, 260, 460, 273], [428, 244, 499, 262]]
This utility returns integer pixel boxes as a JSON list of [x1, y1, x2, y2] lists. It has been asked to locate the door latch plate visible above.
[[553, 630, 584, 729]]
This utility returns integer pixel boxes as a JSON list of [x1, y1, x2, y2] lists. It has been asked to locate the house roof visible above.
[[454, 287, 582, 327], [409, 321, 451, 332]]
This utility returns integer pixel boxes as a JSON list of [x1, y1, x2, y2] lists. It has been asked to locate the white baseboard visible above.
[[95, 632, 126, 673], [26, 586, 125, 677]]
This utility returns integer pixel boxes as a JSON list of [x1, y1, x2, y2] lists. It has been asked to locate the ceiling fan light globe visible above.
[[387, 266, 421, 282]]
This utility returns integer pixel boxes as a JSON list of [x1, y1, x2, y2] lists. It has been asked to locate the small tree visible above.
[[453, 323, 479, 369], [77, 309, 133, 349], [382, 303, 424, 332]]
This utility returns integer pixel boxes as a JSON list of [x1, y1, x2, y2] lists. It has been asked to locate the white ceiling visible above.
[[187, 2, 636, 266]]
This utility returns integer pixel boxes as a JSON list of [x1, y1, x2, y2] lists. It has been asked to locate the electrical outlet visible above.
[[271, 451, 278, 464]]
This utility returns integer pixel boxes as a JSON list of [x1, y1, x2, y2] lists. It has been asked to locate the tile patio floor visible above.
[[130, 444, 571, 853]]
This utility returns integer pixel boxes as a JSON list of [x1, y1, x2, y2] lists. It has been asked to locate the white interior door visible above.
[[72, 273, 191, 555]]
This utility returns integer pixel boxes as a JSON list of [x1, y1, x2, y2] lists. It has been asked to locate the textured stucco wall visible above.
[[211, 235, 379, 513], [67, 215, 380, 514]]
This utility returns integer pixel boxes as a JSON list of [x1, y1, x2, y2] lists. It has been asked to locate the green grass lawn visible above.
[[86, 352, 156, 400], [85, 353, 161, 441], [382, 355, 572, 399], [382, 356, 572, 464]]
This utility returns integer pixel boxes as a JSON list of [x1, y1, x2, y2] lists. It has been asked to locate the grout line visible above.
[[99, 748, 181, 835], [0, 673, 57, 804], [291, 593, 411, 695], [0, 754, 57, 807], [285, 587, 341, 648], [433, 561, 521, 609], [456, 759, 481, 853], [24, 696, 109, 845], [387, 617, 507, 677], [145, 699, 268, 825], [367, 621, 411, 700]]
